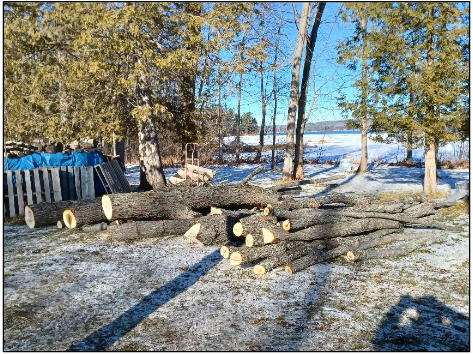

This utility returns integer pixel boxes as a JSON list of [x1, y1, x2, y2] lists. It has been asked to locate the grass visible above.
[[378, 190, 451, 203], [438, 201, 469, 221]]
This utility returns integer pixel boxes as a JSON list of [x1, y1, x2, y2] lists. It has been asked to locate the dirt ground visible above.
[[3, 197, 469, 351]]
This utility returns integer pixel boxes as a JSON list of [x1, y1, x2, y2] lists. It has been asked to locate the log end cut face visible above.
[[102, 195, 113, 220], [262, 228, 276, 244], [220, 246, 231, 259], [233, 222, 244, 237], [346, 251, 356, 262], [284, 265, 294, 274], [282, 219, 291, 231], [24, 206, 35, 229], [245, 234, 255, 247], [63, 209, 77, 229], [229, 252, 243, 266], [253, 264, 267, 275]]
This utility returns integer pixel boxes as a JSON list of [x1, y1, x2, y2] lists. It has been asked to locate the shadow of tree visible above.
[[373, 295, 469, 351], [68, 250, 222, 351]]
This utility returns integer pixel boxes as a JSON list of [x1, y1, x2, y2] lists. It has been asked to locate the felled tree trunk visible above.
[[62, 198, 105, 228], [25, 199, 97, 229], [102, 191, 201, 221], [104, 219, 209, 241], [184, 215, 238, 246], [282, 210, 356, 231], [229, 240, 307, 266], [102, 185, 280, 221], [347, 233, 443, 261], [263, 218, 401, 243]]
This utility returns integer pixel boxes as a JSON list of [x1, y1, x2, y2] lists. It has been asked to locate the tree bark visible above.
[[184, 215, 238, 246], [229, 240, 308, 266], [271, 26, 281, 170], [104, 219, 207, 241], [282, 2, 311, 180], [358, 14, 369, 173], [25, 199, 98, 229], [262, 218, 401, 243], [294, 2, 326, 180], [217, 67, 223, 164], [138, 114, 166, 190], [62, 198, 105, 228], [256, 69, 267, 163], [424, 140, 437, 195], [102, 185, 281, 221], [232, 214, 277, 237]]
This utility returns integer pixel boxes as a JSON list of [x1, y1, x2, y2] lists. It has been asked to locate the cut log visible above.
[[104, 219, 212, 241], [281, 210, 356, 231], [284, 228, 404, 274], [245, 233, 266, 247], [262, 218, 401, 244], [102, 185, 281, 221], [263, 193, 367, 215], [253, 241, 324, 275], [63, 198, 104, 228], [220, 245, 242, 259], [346, 233, 444, 261], [82, 222, 108, 232], [401, 202, 436, 218], [177, 169, 211, 182], [184, 215, 238, 246], [229, 240, 308, 266], [177, 164, 215, 181], [210, 207, 257, 218], [25, 199, 97, 229], [232, 215, 277, 237], [169, 176, 187, 185]]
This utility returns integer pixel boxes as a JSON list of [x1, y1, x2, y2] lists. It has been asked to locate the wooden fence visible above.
[[4, 160, 131, 218], [4, 166, 95, 218]]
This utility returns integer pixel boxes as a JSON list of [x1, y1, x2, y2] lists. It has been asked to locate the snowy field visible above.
[[224, 131, 469, 164], [3, 131, 470, 351]]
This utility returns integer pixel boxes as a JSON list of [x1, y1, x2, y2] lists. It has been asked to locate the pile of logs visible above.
[[24, 183, 458, 275], [168, 164, 215, 185], [5, 139, 100, 158]]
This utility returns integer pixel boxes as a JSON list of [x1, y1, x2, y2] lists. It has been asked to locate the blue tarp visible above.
[[4, 151, 104, 171]]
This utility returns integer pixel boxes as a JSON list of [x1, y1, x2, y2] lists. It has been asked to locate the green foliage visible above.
[[338, 2, 469, 148]]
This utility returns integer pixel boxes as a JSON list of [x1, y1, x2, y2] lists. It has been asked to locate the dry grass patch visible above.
[[438, 201, 469, 221]]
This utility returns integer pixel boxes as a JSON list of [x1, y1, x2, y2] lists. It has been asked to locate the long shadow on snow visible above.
[[373, 295, 469, 351], [68, 250, 222, 351], [263, 184, 347, 350]]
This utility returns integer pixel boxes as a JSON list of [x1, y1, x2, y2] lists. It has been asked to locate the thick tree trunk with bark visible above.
[[245, 233, 266, 247], [282, 212, 356, 231], [102, 185, 281, 221], [184, 215, 238, 246], [25, 199, 97, 229], [104, 219, 206, 241], [63, 198, 105, 228], [424, 141, 437, 195], [294, 2, 326, 180], [282, 3, 311, 180]]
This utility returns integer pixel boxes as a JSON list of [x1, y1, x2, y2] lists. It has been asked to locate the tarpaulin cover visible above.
[[3, 151, 104, 171]]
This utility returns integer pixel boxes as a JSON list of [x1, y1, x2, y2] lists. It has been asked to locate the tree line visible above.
[[4, 2, 469, 194]]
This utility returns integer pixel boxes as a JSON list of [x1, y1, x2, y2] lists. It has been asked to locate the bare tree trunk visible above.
[[406, 93, 414, 163], [294, 2, 326, 180], [358, 14, 368, 173], [424, 140, 437, 195], [217, 68, 223, 164], [271, 26, 282, 170], [282, 2, 311, 180], [138, 117, 166, 189], [256, 70, 266, 162], [236, 71, 243, 164]]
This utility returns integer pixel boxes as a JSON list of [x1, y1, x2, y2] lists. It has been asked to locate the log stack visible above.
[[23, 182, 457, 275]]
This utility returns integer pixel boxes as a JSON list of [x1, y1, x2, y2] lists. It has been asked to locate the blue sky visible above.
[[226, 2, 359, 126]]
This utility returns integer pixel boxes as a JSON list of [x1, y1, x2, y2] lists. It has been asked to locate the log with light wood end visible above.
[[184, 215, 238, 246], [102, 185, 281, 221], [245, 233, 265, 247], [25, 199, 97, 229], [232, 214, 277, 237], [63, 198, 104, 229]]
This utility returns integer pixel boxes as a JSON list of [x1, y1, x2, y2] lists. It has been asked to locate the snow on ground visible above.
[[3, 132, 470, 351], [224, 131, 469, 164]]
